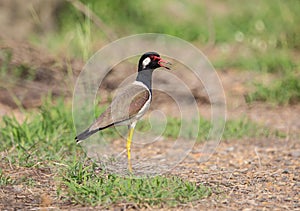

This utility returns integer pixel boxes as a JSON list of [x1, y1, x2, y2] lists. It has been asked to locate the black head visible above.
[[138, 52, 171, 71]]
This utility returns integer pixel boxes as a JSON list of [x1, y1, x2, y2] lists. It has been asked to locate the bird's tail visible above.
[[75, 128, 98, 144]]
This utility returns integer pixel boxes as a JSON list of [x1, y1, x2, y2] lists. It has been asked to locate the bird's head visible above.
[[138, 52, 171, 71]]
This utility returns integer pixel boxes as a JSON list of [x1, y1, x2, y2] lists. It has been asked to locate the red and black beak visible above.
[[158, 58, 172, 70]]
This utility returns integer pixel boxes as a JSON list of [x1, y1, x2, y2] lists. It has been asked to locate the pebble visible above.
[[226, 146, 235, 152], [282, 169, 290, 174], [291, 150, 300, 157]]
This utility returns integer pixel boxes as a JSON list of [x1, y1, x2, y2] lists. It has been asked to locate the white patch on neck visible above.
[[133, 80, 150, 91], [142, 57, 151, 68]]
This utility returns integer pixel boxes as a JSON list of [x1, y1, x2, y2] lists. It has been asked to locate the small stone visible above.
[[209, 165, 218, 170], [226, 146, 235, 152], [291, 150, 300, 157], [282, 169, 289, 174]]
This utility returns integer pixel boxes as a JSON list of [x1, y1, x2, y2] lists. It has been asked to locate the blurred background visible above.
[[0, 0, 299, 125]]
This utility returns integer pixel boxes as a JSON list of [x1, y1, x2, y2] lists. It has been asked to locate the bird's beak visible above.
[[158, 59, 172, 70]]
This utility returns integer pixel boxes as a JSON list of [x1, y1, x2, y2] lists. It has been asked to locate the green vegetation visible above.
[[135, 116, 284, 141], [0, 100, 284, 166], [0, 100, 212, 207], [214, 50, 297, 74], [0, 98, 77, 167], [99, 114, 283, 142], [40, 0, 299, 105], [0, 98, 286, 207], [0, 49, 12, 77], [224, 117, 285, 139], [245, 73, 300, 105], [0, 97, 226, 164], [0, 49, 36, 82], [63, 160, 211, 207], [39, 1, 299, 61], [0, 169, 15, 186], [55, 0, 300, 49]]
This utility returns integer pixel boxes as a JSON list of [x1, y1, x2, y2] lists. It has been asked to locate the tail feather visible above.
[[75, 129, 98, 144]]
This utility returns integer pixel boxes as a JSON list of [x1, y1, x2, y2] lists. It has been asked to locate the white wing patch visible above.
[[142, 57, 151, 68]]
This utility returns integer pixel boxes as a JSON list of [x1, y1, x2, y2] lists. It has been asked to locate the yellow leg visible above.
[[126, 127, 134, 172]]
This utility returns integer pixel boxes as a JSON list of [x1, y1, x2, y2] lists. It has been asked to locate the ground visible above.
[[1, 138, 299, 210], [0, 40, 299, 210], [177, 138, 300, 210]]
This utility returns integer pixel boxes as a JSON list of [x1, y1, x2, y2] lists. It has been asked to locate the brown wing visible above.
[[128, 89, 150, 118], [89, 84, 150, 131]]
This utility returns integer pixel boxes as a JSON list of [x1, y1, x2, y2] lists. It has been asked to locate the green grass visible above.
[[0, 169, 15, 186], [0, 98, 287, 207], [0, 98, 79, 167], [110, 115, 282, 142], [55, 0, 300, 48], [34, 0, 300, 64], [62, 160, 211, 207], [0, 48, 43, 88], [214, 49, 298, 73], [0, 99, 212, 207], [0, 48, 12, 77], [32, 0, 299, 106], [245, 73, 300, 105], [0, 99, 284, 168], [134, 117, 204, 140], [134, 116, 285, 141], [26, 0, 300, 106], [224, 117, 286, 139]]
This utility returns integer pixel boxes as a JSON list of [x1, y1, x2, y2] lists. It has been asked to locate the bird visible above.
[[75, 52, 171, 172]]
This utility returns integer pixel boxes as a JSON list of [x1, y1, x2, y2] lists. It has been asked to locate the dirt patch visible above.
[[174, 138, 300, 210], [0, 164, 59, 210], [0, 39, 83, 121]]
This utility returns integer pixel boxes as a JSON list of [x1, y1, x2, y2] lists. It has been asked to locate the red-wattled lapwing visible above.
[[75, 52, 171, 172]]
